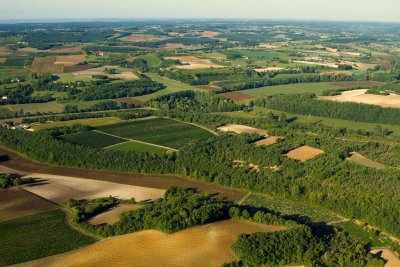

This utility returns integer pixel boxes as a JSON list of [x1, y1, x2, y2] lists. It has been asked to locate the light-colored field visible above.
[[124, 34, 169, 42], [286, 145, 325, 162], [293, 60, 339, 68], [217, 124, 268, 136], [31, 117, 124, 131], [22, 174, 165, 204], [258, 43, 281, 49], [21, 220, 286, 267], [55, 55, 86, 66], [0, 48, 12, 56], [0, 58, 7, 63], [197, 31, 221, 38], [320, 89, 400, 108], [343, 61, 377, 70], [347, 152, 386, 169], [371, 249, 400, 267], [163, 43, 200, 49], [165, 56, 224, 69], [31, 57, 64, 74], [255, 67, 285, 72], [88, 204, 142, 225], [255, 136, 282, 146], [0, 187, 57, 222], [72, 66, 139, 80], [6, 101, 65, 114]]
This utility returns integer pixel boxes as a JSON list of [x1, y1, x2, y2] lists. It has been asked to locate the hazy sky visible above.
[[1, 0, 399, 22]]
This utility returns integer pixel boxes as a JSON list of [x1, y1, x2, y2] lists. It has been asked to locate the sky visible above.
[[0, 0, 399, 23]]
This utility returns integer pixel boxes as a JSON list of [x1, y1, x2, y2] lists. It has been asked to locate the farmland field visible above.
[[347, 152, 386, 169], [32, 117, 124, 131], [107, 140, 168, 153], [31, 57, 64, 74], [220, 91, 257, 103], [241, 82, 341, 98], [88, 204, 142, 225], [97, 117, 214, 149], [0, 188, 57, 222], [0, 210, 96, 266], [21, 220, 285, 267], [217, 124, 268, 136], [286, 145, 325, 162], [55, 55, 86, 66], [133, 73, 205, 101], [5, 101, 65, 114], [63, 130, 126, 148], [23, 173, 166, 204]]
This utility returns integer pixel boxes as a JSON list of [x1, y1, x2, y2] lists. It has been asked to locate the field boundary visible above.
[[92, 130, 178, 152], [166, 117, 218, 136]]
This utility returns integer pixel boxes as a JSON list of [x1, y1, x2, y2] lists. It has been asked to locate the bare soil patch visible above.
[[165, 56, 224, 69], [0, 58, 7, 63], [0, 49, 11, 56], [22, 174, 165, 204], [64, 64, 97, 73], [217, 124, 268, 136], [88, 204, 142, 225], [124, 34, 170, 43], [0, 188, 57, 222], [0, 148, 245, 202], [371, 249, 400, 267], [197, 31, 221, 38], [319, 89, 400, 108], [72, 66, 139, 80], [196, 85, 221, 91], [55, 55, 86, 66], [347, 152, 386, 169], [255, 136, 282, 146], [286, 145, 325, 162], [21, 220, 286, 267], [220, 92, 257, 103]]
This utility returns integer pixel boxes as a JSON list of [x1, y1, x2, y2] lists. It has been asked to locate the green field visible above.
[[98, 117, 214, 149], [242, 193, 341, 223], [6, 101, 65, 114], [133, 73, 205, 102], [31, 91, 69, 99], [0, 107, 14, 117], [32, 117, 124, 131], [241, 82, 341, 98], [0, 210, 96, 266], [107, 140, 167, 153], [63, 130, 127, 148]]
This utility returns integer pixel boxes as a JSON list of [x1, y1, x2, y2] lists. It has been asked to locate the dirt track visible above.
[[0, 148, 245, 202]]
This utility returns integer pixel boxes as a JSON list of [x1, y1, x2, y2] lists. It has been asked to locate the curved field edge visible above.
[[16, 220, 286, 267]]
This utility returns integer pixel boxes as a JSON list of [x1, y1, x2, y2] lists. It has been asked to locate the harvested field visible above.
[[64, 64, 97, 73], [0, 58, 7, 63], [163, 43, 199, 49], [255, 67, 285, 72], [124, 34, 169, 42], [197, 31, 221, 38], [0, 187, 57, 222], [217, 124, 268, 136], [258, 43, 281, 49], [319, 89, 400, 108], [31, 117, 124, 131], [344, 61, 377, 70], [286, 145, 325, 162], [293, 60, 338, 68], [88, 204, 142, 225], [347, 152, 386, 169], [55, 55, 86, 66], [220, 91, 257, 103], [0, 48, 11, 56], [165, 56, 224, 69], [31, 57, 64, 74], [0, 148, 245, 202], [72, 66, 139, 80], [21, 220, 286, 267], [23, 173, 166, 204], [255, 136, 282, 146], [371, 249, 400, 267]]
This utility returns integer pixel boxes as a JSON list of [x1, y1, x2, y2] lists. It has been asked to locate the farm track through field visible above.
[[92, 130, 178, 152], [0, 147, 245, 202]]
